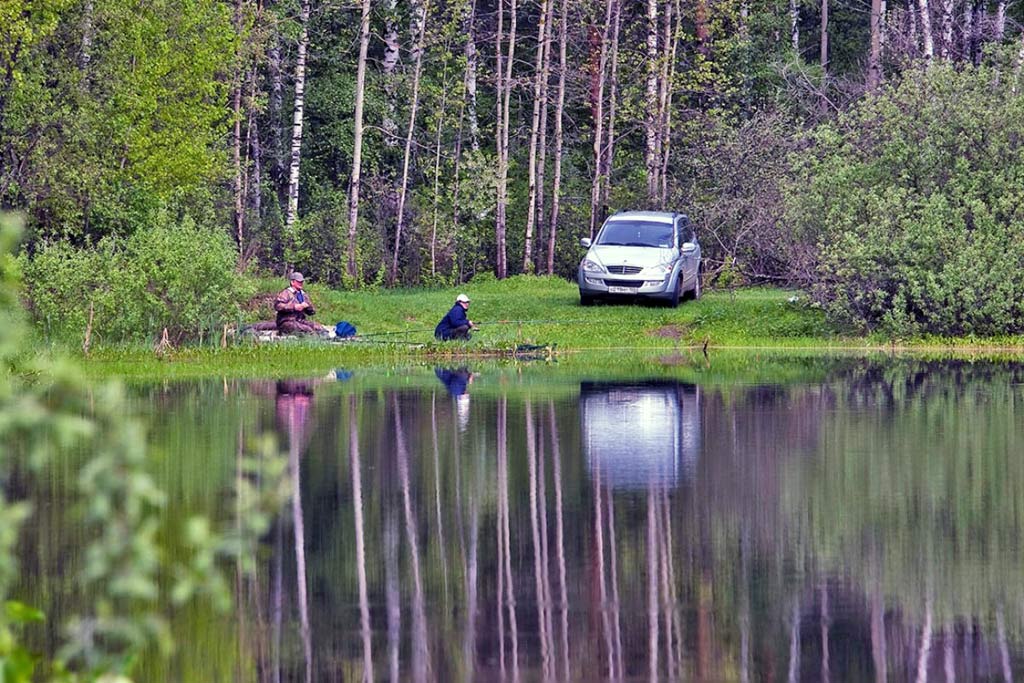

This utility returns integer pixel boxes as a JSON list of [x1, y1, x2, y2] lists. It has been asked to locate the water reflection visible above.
[[13, 358, 1024, 680], [580, 381, 700, 489]]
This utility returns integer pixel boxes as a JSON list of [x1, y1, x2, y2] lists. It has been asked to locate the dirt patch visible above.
[[650, 324, 689, 340]]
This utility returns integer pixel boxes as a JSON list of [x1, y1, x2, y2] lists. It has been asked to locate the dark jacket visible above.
[[274, 286, 315, 325], [435, 303, 470, 340]]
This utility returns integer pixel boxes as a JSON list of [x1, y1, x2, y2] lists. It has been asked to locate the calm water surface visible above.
[[15, 356, 1024, 681]]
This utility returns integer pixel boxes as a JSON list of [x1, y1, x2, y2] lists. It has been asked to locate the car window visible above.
[[678, 218, 694, 244], [596, 220, 674, 248]]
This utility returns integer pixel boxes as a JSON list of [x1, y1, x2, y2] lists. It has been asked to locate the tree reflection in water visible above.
[[15, 360, 1024, 681]]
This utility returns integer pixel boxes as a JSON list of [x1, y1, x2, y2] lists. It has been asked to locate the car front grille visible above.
[[606, 265, 643, 275], [603, 279, 645, 288]]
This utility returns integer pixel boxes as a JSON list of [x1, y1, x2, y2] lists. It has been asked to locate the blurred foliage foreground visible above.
[[0, 214, 290, 681]]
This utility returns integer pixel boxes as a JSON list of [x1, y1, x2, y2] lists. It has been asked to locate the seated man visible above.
[[275, 271, 329, 336], [434, 293, 477, 340]]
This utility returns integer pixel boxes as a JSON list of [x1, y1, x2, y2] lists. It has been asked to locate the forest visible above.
[[4, 0, 1024, 337]]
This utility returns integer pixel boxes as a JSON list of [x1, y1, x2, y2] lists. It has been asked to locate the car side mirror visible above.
[[580, 237, 592, 248], [681, 242, 697, 254]]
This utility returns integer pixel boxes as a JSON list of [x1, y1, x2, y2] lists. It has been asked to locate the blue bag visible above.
[[335, 321, 357, 338]]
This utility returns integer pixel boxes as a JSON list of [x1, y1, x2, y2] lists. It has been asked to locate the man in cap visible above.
[[274, 272, 330, 336], [434, 293, 478, 340]]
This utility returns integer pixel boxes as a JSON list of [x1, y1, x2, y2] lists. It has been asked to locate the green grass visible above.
[[71, 276, 1024, 380], [288, 275, 834, 348]]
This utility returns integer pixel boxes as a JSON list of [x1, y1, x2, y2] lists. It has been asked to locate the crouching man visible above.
[[434, 293, 477, 340]]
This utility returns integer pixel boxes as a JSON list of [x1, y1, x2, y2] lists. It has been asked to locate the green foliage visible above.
[[2, 0, 235, 241], [23, 213, 252, 344], [786, 64, 1024, 336], [0, 212, 290, 679]]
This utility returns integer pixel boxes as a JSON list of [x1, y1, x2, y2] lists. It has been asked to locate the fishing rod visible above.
[[354, 318, 595, 339]]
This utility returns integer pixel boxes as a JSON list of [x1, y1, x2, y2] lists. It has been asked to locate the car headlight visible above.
[[647, 263, 673, 276], [582, 258, 605, 274]]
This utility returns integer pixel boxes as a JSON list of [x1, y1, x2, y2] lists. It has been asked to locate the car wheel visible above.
[[669, 277, 681, 308], [580, 292, 595, 307], [689, 267, 702, 301]]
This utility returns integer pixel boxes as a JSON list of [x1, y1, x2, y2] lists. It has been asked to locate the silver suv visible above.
[[577, 211, 702, 307]]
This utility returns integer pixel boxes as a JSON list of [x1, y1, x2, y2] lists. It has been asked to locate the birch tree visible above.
[[589, 0, 615, 238], [285, 0, 310, 234], [383, 0, 400, 147], [390, 0, 429, 284], [494, 0, 517, 279], [645, 0, 660, 202], [347, 0, 373, 280], [601, 0, 622, 213], [919, 0, 935, 60], [867, 0, 883, 89], [462, 0, 480, 152], [522, 0, 551, 272], [232, 0, 246, 250], [546, 0, 568, 273]]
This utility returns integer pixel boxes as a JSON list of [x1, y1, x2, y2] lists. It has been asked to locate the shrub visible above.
[[785, 63, 1024, 336], [23, 213, 250, 345]]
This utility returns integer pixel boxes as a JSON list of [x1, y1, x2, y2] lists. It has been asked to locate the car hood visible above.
[[588, 245, 674, 269]]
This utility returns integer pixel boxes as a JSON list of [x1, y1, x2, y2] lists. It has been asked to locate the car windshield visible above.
[[595, 220, 674, 248]]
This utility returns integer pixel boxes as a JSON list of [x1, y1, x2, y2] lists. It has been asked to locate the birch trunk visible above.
[[390, 0, 429, 285], [285, 0, 310, 234], [79, 0, 94, 72], [233, 0, 245, 250], [589, 0, 616, 238], [644, 0, 661, 202], [534, 0, 557, 273], [790, 0, 800, 53], [601, 0, 622, 211], [656, 0, 675, 206], [941, 0, 954, 58], [495, 0, 518, 278], [547, 0, 569, 273], [383, 0, 400, 147], [820, 0, 829, 70], [463, 0, 480, 152], [868, 0, 883, 86], [995, 0, 1007, 40], [918, 0, 935, 60], [347, 0, 373, 281], [522, 0, 551, 272]]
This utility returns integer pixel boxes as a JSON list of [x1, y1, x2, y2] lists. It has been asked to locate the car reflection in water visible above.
[[581, 381, 700, 489]]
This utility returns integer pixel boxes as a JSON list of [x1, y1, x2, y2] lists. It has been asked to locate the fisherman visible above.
[[274, 272, 330, 336], [434, 293, 478, 340]]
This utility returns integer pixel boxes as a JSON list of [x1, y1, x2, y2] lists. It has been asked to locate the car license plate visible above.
[[608, 286, 637, 294]]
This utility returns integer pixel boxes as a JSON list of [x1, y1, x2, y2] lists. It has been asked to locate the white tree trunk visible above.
[[522, 0, 551, 272], [918, 0, 935, 60], [645, 0, 660, 202], [346, 0, 373, 280], [820, 0, 829, 70], [495, 0, 517, 278], [941, 0, 954, 59], [463, 0, 480, 152], [383, 0, 400, 147], [790, 0, 800, 53], [547, 0, 568, 274], [868, 0, 883, 89], [589, 0, 616, 239], [285, 0, 310, 234], [602, 0, 622, 211], [996, 0, 1007, 40], [534, 0, 556, 273], [390, 0, 429, 284]]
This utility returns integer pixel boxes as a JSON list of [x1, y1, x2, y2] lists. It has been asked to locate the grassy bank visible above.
[[70, 276, 1024, 381]]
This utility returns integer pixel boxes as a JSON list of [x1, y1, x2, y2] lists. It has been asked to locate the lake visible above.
[[13, 354, 1024, 681]]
